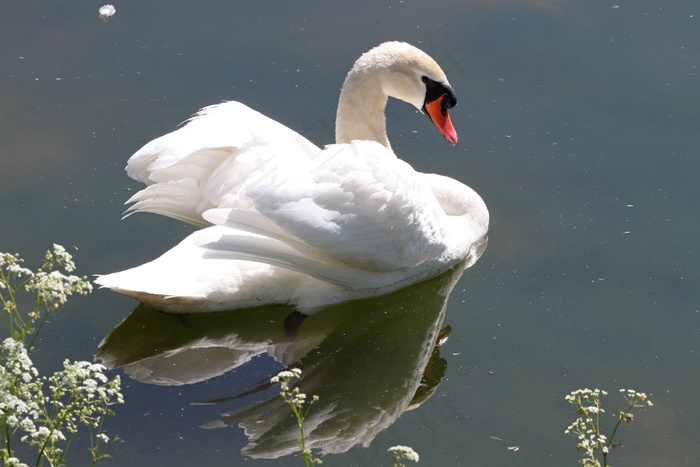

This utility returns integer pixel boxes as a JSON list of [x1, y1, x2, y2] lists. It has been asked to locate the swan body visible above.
[[96, 42, 489, 313]]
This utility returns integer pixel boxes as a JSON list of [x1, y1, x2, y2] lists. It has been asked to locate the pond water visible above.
[[1, 1, 699, 466]]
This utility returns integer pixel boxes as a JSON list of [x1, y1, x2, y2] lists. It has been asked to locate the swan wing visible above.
[[124, 101, 320, 226], [204, 140, 448, 272]]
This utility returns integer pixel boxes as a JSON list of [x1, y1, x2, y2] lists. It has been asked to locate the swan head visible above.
[[337, 41, 458, 147]]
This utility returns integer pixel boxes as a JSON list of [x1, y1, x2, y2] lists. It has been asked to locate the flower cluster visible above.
[[389, 445, 420, 466], [271, 368, 422, 466], [618, 389, 653, 422], [271, 368, 319, 410], [565, 387, 653, 467], [270, 368, 302, 392], [1, 246, 122, 466], [270, 368, 322, 466], [1, 245, 92, 343], [1, 337, 123, 465], [0, 338, 41, 431], [29, 244, 92, 312]]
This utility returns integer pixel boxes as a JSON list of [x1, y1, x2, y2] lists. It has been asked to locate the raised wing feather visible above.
[[124, 102, 320, 226]]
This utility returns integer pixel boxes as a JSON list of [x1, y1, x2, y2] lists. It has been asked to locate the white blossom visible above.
[[389, 445, 420, 463], [5, 457, 29, 467], [566, 387, 653, 466], [0, 246, 122, 463]]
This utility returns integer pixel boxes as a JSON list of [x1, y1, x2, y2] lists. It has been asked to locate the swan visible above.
[[95, 41, 489, 313]]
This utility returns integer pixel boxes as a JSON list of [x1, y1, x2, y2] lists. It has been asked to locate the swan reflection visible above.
[[97, 238, 485, 458]]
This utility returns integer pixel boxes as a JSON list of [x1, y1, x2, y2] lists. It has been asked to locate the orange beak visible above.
[[424, 94, 458, 146]]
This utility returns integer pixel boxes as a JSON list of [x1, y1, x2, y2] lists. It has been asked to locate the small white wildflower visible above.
[[271, 368, 303, 391], [30, 425, 65, 442], [275, 369, 301, 380], [291, 391, 307, 408], [5, 457, 30, 467], [51, 244, 75, 272], [19, 417, 36, 432], [0, 246, 122, 463], [97, 433, 110, 444], [83, 378, 98, 389], [389, 445, 420, 463], [619, 387, 653, 407], [93, 370, 109, 384], [7, 263, 33, 277]]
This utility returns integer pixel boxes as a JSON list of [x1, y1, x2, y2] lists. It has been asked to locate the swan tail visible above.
[[123, 178, 210, 227]]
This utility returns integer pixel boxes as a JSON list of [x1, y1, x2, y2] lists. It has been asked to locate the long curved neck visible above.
[[335, 69, 391, 149]]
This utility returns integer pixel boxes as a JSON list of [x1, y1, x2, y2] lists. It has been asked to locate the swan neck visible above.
[[335, 69, 391, 149]]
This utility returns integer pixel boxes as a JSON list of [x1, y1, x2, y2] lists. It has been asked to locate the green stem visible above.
[[36, 397, 79, 467], [25, 303, 50, 353], [2, 276, 19, 339], [2, 417, 12, 460], [295, 407, 309, 467], [594, 408, 606, 466], [2, 271, 36, 342], [89, 413, 108, 466], [607, 403, 634, 449]]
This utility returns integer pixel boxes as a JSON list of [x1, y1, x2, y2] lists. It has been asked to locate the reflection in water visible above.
[[97, 237, 485, 458]]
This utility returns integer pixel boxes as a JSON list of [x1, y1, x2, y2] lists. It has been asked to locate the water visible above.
[[1, 1, 699, 465]]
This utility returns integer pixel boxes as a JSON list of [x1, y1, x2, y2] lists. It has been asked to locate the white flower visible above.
[[271, 368, 302, 391], [0, 246, 122, 462], [389, 445, 420, 463], [51, 244, 75, 272], [275, 369, 301, 380], [291, 391, 307, 408], [5, 457, 29, 467], [19, 417, 36, 432]]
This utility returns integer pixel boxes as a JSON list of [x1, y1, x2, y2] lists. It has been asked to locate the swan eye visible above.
[[421, 76, 429, 83], [422, 78, 457, 110]]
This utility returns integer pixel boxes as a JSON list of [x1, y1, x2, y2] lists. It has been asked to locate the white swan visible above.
[[96, 41, 489, 313]]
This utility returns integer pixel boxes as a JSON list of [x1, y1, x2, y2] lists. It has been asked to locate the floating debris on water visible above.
[[99, 4, 116, 21]]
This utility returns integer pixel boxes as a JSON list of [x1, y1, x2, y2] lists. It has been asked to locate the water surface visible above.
[[1, 1, 698, 465]]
